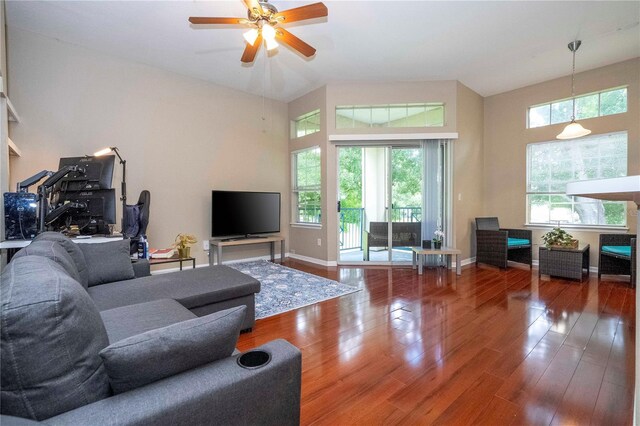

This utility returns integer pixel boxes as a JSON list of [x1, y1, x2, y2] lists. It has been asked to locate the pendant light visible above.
[[557, 40, 591, 140]]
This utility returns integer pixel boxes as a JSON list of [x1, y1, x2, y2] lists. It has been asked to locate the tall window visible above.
[[293, 110, 320, 138], [292, 147, 321, 224], [528, 87, 627, 128], [527, 132, 627, 226]]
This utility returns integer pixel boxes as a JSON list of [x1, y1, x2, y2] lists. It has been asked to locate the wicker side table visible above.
[[538, 244, 590, 281]]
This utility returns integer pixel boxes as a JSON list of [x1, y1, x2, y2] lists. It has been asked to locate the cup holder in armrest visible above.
[[237, 350, 271, 369]]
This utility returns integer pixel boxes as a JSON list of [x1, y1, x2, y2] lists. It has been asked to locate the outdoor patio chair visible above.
[[363, 221, 421, 261], [598, 233, 636, 287], [475, 217, 532, 269]]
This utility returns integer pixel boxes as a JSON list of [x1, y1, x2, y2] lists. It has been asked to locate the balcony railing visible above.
[[338, 207, 421, 251]]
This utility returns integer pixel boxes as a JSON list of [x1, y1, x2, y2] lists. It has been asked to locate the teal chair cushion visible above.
[[508, 238, 530, 247], [602, 245, 632, 257]]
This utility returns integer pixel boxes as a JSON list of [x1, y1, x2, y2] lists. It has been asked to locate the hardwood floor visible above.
[[236, 260, 636, 425]]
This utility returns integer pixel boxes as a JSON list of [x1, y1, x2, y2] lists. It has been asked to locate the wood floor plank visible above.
[[591, 380, 634, 425], [511, 344, 583, 425], [549, 360, 606, 425], [234, 261, 635, 426]]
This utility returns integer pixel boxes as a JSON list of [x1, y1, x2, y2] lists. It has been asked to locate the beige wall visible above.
[[288, 86, 327, 261], [454, 82, 484, 260], [288, 80, 462, 262], [484, 58, 639, 266], [7, 28, 290, 266]]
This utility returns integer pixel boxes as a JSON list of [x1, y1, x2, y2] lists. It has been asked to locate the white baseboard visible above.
[[288, 253, 338, 267]]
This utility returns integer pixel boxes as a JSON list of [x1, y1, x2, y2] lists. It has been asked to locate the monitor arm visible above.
[[16, 170, 53, 192], [37, 165, 86, 233], [44, 202, 87, 226], [40, 165, 86, 190]]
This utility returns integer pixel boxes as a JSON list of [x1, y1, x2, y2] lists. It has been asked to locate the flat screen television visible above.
[[212, 191, 280, 238]]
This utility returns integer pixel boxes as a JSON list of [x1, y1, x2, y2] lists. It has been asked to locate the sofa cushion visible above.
[[508, 237, 530, 247], [89, 265, 260, 312], [33, 232, 89, 288], [12, 240, 82, 284], [602, 245, 632, 258], [0, 256, 111, 421], [79, 239, 135, 287], [100, 305, 246, 394], [100, 299, 197, 343]]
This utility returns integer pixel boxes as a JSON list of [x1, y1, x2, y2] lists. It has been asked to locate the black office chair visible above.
[[124, 190, 150, 254]]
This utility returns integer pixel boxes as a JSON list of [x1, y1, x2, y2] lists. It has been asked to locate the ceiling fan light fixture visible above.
[[243, 28, 260, 45], [261, 23, 276, 41], [265, 36, 279, 51], [557, 120, 592, 140]]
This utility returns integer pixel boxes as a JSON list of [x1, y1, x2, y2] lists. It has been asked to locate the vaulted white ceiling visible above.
[[6, 1, 640, 102]]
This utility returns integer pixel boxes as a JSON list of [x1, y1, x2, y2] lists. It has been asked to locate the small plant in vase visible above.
[[541, 227, 578, 249], [173, 233, 197, 258], [433, 228, 445, 249]]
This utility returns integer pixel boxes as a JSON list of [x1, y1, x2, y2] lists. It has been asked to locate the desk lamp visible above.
[[93, 147, 127, 237]]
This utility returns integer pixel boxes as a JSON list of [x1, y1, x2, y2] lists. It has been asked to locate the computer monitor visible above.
[[49, 189, 116, 234], [54, 155, 115, 192]]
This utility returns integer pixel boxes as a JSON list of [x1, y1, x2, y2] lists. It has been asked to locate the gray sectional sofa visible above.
[[0, 232, 301, 425]]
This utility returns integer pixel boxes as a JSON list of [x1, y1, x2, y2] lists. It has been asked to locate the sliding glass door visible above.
[[337, 144, 423, 264]]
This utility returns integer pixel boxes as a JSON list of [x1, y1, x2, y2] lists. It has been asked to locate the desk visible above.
[[209, 236, 285, 265], [538, 244, 590, 282], [412, 246, 462, 275], [148, 255, 196, 271]]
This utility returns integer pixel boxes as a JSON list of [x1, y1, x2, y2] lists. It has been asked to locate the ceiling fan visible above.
[[189, 0, 328, 63]]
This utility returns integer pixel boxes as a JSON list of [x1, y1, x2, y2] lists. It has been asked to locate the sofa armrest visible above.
[[45, 339, 301, 426], [131, 259, 151, 278]]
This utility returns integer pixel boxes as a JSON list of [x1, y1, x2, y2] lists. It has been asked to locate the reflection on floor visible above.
[[339, 247, 414, 262], [238, 260, 636, 425]]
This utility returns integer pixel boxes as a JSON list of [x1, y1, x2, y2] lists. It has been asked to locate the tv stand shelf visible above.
[[208, 236, 285, 265]]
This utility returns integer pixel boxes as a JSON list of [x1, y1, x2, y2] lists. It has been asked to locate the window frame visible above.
[[336, 103, 445, 129], [525, 132, 628, 229], [292, 109, 321, 139], [527, 86, 628, 129], [291, 146, 322, 226]]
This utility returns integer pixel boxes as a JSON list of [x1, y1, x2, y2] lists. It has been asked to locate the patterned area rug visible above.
[[229, 260, 360, 319]]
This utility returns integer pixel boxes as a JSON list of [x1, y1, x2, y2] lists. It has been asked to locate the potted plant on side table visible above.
[[173, 233, 197, 258], [541, 227, 578, 249], [433, 228, 445, 250]]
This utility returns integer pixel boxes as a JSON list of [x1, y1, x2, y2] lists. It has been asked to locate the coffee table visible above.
[[538, 244, 590, 281], [412, 246, 462, 275]]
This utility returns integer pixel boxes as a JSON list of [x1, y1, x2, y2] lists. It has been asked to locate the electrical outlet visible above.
[[458, 193, 462, 201], [317, 238, 322, 246], [203, 240, 210, 251]]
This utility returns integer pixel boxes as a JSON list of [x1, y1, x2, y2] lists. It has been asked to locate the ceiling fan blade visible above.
[[241, 34, 263, 63], [275, 28, 316, 57], [189, 17, 244, 25], [243, 0, 264, 16], [274, 2, 328, 24]]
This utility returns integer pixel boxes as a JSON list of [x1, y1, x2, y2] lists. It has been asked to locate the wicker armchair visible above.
[[363, 221, 421, 261], [475, 217, 532, 269], [598, 234, 636, 287]]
